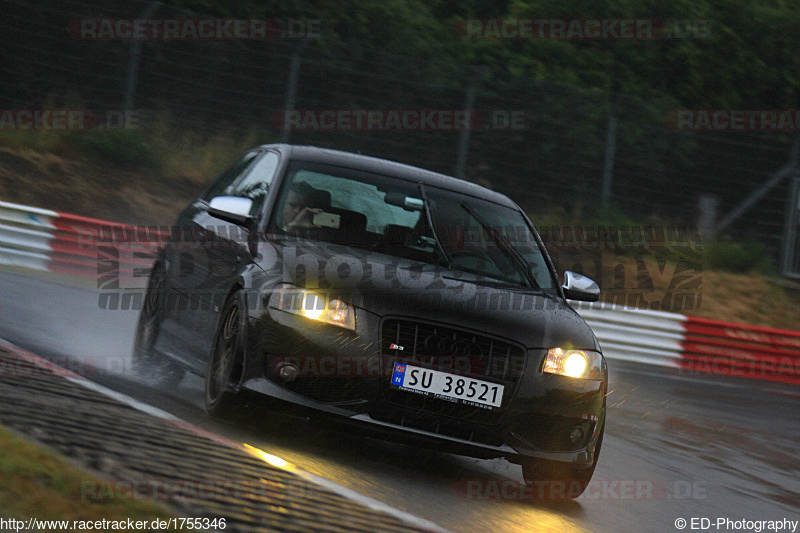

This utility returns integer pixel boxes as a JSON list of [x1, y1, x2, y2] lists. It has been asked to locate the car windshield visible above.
[[272, 160, 554, 289]]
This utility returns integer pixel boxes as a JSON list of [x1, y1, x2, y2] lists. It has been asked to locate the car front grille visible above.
[[378, 318, 526, 426]]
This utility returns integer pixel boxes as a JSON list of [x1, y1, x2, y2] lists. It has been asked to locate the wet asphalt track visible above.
[[0, 269, 797, 532]]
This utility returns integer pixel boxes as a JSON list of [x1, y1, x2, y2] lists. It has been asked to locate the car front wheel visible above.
[[205, 290, 245, 415], [521, 422, 604, 500]]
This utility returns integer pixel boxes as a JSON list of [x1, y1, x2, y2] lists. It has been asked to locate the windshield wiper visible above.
[[443, 274, 526, 289], [459, 203, 539, 289], [417, 183, 453, 269]]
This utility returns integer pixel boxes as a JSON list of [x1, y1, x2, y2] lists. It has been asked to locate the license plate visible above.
[[390, 363, 504, 409]]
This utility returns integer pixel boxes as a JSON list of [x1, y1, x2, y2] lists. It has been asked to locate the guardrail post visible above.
[[697, 194, 719, 241], [280, 37, 311, 145], [455, 66, 487, 180], [123, 2, 162, 113], [600, 99, 618, 210]]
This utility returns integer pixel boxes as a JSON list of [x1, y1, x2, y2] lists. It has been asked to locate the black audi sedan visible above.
[[133, 144, 606, 497]]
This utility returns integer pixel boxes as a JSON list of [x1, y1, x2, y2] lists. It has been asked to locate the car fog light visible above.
[[569, 426, 585, 444], [277, 362, 299, 382]]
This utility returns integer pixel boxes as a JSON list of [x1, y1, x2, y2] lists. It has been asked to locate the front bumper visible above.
[[243, 305, 607, 466]]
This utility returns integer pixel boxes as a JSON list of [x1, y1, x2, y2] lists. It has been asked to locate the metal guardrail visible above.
[[2, 200, 798, 385], [0, 200, 161, 278], [0, 201, 57, 271], [681, 317, 800, 385], [570, 302, 685, 368]]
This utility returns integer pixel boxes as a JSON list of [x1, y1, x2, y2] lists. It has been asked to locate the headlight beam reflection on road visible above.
[[243, 443, 292, 470]]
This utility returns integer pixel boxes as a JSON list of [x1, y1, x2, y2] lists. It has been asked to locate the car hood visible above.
[[268, 240, 600, 351]]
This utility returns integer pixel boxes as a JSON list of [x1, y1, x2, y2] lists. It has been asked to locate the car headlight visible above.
[[542, 348, 604, 379], [269, 287, 356, 331]]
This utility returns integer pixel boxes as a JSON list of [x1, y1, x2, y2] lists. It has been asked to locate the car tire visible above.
[[205, 289, 245, 415], [132, 263, 185, 387], [521, 422, 604, 500]]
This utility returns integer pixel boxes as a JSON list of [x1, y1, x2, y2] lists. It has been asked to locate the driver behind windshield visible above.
[[281, 182, 327, 230]]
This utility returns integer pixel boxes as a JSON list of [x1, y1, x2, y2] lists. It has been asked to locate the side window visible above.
[[230, 151, 279, 214], [202, 151, 258, 201]]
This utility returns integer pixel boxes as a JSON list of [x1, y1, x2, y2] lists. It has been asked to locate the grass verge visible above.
[[0, 424, 175, 525]]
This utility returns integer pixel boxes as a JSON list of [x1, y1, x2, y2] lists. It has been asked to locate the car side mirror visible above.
[[207, 196, 254, 227], [562, 271, 600, 302]]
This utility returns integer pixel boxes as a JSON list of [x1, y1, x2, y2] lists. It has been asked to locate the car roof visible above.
[[260, 144, 517, 207]]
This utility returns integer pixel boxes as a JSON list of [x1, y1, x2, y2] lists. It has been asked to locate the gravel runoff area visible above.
[[0, 341, 445, 533]]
